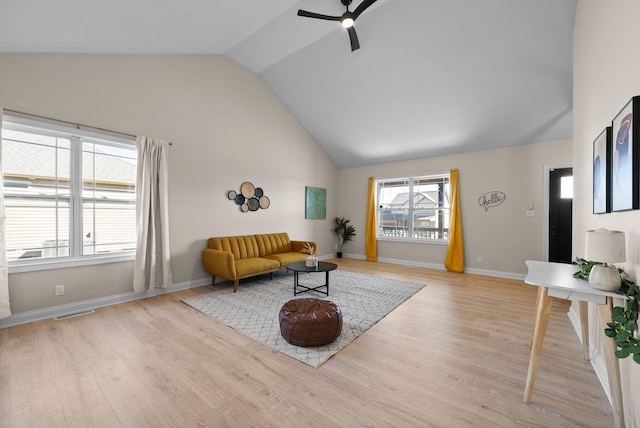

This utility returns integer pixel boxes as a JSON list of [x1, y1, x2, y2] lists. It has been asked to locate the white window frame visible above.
[[375, 172, 451, 245], [2, 114, 136, 274]]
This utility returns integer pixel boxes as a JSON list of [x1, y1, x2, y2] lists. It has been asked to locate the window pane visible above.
[[4, 197, 70, 261], [82, 141, 136, 255], [413, 177, 450, 239], [82, 141, 136, 196], [3, 126, 72, 261], [3, 129, 70, 196], [561, 176, 573, 199], [83, 200, 136, 255], [377, 179, 410, 238]]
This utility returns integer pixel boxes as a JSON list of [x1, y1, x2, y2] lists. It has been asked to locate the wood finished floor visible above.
[[0, 259, 614, 427]]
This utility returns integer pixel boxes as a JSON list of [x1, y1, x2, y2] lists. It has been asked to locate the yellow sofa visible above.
[[202, 232, 317, 292]]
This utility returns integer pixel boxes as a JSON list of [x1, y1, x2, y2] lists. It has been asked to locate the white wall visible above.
[[0, 54, 339, 314], [574, 1, 640, 424], [338, 140, 571, 276]]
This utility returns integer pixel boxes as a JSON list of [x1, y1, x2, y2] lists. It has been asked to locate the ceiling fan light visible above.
[[341, 17, 354, 28]]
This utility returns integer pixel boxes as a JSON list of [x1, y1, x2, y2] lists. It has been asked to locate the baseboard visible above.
[[333, 253, 525, 280], [0, 277, 211, 329]]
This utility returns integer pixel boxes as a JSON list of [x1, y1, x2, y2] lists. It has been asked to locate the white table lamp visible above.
[[584, 228, 626, 291]]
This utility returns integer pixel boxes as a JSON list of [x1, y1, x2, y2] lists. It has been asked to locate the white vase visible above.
[[588, 264, 622, 291]]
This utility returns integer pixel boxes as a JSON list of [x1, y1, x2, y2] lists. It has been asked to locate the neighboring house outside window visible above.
[[376, 173, 450, 243], [1, 114, 136, 273]]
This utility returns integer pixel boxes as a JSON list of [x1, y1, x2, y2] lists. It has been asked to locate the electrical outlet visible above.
[[526, 210, 535, 217], [55, 284, 64, 296], [477, 257, 483, 264]]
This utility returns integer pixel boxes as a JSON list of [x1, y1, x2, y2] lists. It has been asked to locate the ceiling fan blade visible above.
[[353, 0, 378, 19], [297, 9, 341, 21], [347, 26, 360, 51]]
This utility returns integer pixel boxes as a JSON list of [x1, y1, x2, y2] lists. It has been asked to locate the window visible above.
[[376, 173, 450, 242], [1, 115, 137, 271], [560, 175, 573, 199]]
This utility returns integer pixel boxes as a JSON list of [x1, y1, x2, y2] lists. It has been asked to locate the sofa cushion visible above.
[[208, 235, 260, 260], [255, 233, 294, 257], [264, 251, 308, 268], [235, 257, 279, 278]]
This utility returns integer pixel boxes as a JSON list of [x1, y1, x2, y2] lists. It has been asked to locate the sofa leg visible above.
[[212, 276, 216, 286], [233, 279, 239, 293], [270, 272, 273, 280]]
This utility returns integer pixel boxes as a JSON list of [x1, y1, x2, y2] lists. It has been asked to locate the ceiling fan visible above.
[[297, 0, 378, 52]]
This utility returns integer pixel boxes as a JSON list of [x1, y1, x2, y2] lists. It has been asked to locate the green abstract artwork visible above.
[[305, 186, 326, 219]]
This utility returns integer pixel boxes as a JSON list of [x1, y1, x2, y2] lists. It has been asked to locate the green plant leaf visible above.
[[612, 306, 625, 317], [615, 349, 630, 358], [617, 330, 631, 342], [634, 353, 640, 364]]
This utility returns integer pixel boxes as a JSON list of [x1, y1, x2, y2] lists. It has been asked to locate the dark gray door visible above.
[[549, 167, 573, 263]]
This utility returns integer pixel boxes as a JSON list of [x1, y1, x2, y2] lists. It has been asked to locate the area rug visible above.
[[182, 270, 425, 368]]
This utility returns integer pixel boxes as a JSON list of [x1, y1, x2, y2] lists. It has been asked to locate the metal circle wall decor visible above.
[[247, 197, 260, 211], [241, 182, 255, 198], [259, 195, 270, 209], [227, 182, 270, 213]]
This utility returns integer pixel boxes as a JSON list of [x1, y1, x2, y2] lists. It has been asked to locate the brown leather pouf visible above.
[[279, 298, 343, 347]]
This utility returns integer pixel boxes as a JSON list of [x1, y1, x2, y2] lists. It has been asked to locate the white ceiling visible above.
[[0, 0, 576, 168]]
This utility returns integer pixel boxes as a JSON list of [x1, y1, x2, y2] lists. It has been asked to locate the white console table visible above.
[[524, 260, 624, 428]]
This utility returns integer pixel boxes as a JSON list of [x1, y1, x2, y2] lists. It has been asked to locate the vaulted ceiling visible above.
[[0, 0, 576, 168]]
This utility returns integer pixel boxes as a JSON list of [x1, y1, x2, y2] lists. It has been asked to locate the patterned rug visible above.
[[182, 269, 426, 368]]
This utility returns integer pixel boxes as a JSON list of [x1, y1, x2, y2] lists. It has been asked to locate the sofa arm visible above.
[[291, 240, 317, 254], [202, 248, 237, 280]]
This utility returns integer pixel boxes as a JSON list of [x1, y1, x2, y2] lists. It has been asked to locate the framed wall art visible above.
[[593, 127, 611, 214], [611, 96, 640, 212], [305, 186, 326, 219]]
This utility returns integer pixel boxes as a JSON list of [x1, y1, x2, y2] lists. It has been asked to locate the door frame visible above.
[[543, 162, 572, 262]]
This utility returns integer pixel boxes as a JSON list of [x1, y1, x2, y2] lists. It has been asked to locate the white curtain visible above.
[[133, 136, 173, 293], [0, 108, 11, 319]]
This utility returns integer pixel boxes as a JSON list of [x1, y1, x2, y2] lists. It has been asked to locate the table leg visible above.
[[579, 300, 590, 361], [326, 270, 330, 295], [529, 287, 544, 348], [524, 286, 553, 403], [597, 297, 624, 428]]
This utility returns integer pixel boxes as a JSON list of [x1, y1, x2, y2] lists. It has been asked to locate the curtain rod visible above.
[[3, 109, 172, 145]]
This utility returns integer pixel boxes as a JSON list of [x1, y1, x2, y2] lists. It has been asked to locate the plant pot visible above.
[[337, 252, 343, 258], [305, 255, 318, 267]]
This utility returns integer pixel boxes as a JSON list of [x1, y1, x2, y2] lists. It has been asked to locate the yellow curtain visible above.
[[445, 169, 464, 272], [365, 177, 377, 262]]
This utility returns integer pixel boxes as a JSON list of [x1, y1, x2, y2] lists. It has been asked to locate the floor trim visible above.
[[0, 277, 210, 329]]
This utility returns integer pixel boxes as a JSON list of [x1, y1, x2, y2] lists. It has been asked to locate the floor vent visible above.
[[54, 309, 95, 321]]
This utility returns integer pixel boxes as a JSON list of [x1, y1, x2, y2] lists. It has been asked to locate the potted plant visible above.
[[301, 242, 318, 267], [333, 217, 356, 258], [574, 257, 640, 364]]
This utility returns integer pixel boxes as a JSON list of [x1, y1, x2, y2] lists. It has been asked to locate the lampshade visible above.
[[584, 228, 626, 264]]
